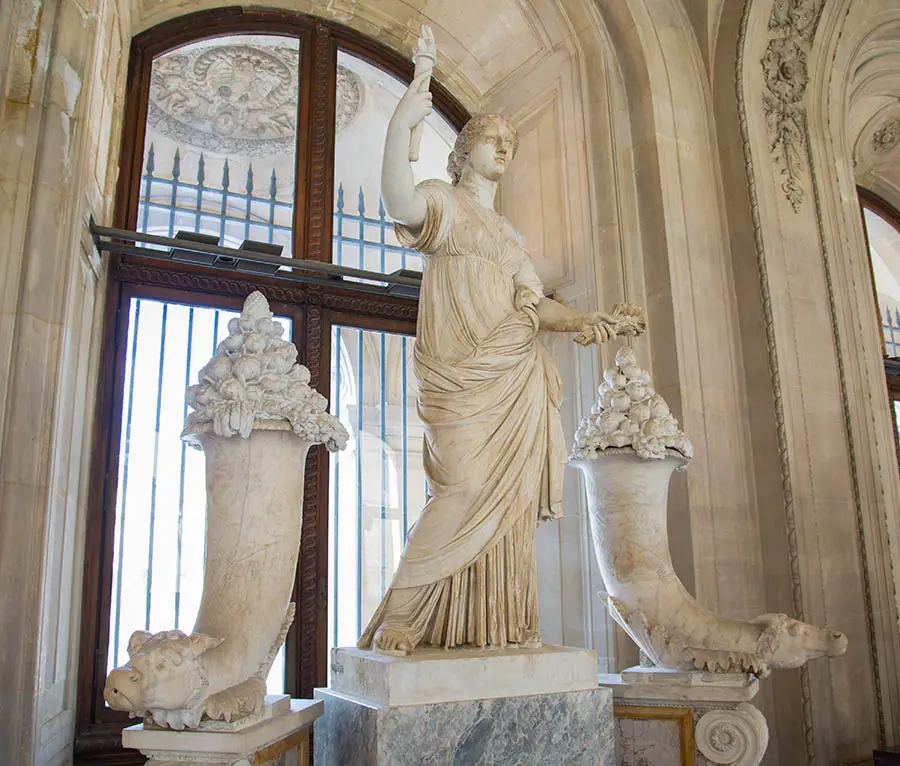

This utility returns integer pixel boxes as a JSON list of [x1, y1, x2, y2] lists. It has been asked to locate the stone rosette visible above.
[[182, 290, 348, 451], [570, 346, 692, 463]]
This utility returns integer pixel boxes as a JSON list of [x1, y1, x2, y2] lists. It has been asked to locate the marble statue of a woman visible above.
[[358, 72, 644, 655]]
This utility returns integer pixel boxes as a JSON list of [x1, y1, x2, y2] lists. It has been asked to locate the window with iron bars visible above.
[[75, 13, 465, 762]]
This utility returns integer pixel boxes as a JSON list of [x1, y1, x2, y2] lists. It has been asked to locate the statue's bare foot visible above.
[[372, 627, 413, 656], [522, 632, 542, 649]]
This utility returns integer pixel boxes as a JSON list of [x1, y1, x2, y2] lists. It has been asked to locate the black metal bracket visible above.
[[88, 217, 422, 299]]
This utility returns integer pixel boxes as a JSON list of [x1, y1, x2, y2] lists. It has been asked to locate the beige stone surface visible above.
[[0, 0, 132, 759]]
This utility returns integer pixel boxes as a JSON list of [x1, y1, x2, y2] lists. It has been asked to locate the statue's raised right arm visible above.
[[381, 72, 433, 233]]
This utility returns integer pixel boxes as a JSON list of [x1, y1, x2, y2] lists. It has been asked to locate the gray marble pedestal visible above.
[[314, 645, 614, 766]]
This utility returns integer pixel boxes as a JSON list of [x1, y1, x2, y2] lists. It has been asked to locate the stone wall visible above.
[[0, 0, 133, 760]]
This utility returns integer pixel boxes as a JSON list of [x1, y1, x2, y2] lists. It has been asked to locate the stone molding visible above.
[[737, 0, 816, 758]]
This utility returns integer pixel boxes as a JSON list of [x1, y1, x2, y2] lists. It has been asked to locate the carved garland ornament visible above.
[[761, 0, 824, 212]]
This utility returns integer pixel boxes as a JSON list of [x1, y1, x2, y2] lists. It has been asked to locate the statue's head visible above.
[[448, 114, 519, 185]]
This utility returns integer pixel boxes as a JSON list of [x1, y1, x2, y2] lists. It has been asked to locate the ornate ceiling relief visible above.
[[148, 42, 363, 159], [872, 118, 900, 155], [852, 106, 900, 174], [761, 0, 825, 212], [335, 65, 363, 135]]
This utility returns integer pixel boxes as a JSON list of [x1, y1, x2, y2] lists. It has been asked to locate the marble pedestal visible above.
[[315, 645, 614, 765], [123, 696, 322, 766], [601, 667, 769, 766]]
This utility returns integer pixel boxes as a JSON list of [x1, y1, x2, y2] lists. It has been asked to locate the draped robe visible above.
[[357, 179, 567, 651]]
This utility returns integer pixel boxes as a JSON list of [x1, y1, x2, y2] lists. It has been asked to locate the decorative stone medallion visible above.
[[336, 63, 363, 135], [873, 118, 900, 155], [148, 41, 363, 158], [695, 704, 769, 766], [854, 106, 900, 174]]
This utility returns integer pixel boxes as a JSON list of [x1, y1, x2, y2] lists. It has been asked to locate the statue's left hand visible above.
[[573, 303, 646, 345], [574, 312, 618, 345]]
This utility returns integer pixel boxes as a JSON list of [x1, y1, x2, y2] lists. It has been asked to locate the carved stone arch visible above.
[[733, 0, 900, 758], [807, 0, 900, 753]]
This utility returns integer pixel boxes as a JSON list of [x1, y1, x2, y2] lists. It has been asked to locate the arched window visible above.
[[859, 188, 900, 450], [75, 11, 465, 760]]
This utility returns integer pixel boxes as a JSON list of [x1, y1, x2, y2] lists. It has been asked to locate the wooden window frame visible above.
[[74, 9, 466, 762]]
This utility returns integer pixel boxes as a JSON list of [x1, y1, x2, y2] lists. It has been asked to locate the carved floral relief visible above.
[[761, 0, 824, 212]]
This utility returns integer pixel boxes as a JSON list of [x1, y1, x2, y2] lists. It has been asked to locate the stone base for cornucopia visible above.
[[123, 696, 322, 766], [602, 667, 768, 766], [314, 645, 614, 765]]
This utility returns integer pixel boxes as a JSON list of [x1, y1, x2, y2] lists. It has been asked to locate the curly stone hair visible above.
[[447, 114, 520, 185]]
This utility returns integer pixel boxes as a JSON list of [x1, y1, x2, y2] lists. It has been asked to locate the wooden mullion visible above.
[[292, 27, 315, 258], [112, 42, 150, 231], [284, 303, 307, 698], [295, 304, 330, 698], [303, 24, 337, 263], [293, 309, 417, 698]]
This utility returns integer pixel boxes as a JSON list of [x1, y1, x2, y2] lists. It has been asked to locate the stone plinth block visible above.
[[616, 666, 759, 702], [123, 697, 321, 766], [330, 644, 599, 706], [603, 668, 769, 766], [314, 686, 614, 766]]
